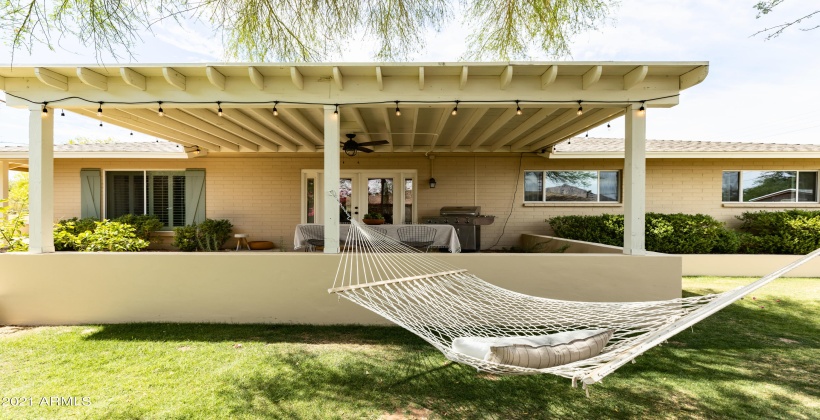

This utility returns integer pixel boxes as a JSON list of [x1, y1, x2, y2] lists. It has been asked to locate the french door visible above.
[[301, 170, 416, 224]]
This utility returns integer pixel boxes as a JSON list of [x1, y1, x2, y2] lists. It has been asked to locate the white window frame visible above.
[[524, 169, 621, 203], [301, 169, 418, 224], [102, 169, 188, 228], [721, 170, 819, 203]]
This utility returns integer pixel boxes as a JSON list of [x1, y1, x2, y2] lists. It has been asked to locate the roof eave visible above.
[[548, 151, 820, 159]]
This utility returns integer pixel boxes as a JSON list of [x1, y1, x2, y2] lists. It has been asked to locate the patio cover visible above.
[[0, 61, 709, 254]]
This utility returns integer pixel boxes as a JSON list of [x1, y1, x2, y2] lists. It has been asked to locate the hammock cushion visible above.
[[453, 329, 613, 369]]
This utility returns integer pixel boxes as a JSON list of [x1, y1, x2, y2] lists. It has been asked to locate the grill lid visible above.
[[440, 206, 481, 216]]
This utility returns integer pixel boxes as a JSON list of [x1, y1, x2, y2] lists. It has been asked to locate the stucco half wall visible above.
[[0, 253, 681, 325]]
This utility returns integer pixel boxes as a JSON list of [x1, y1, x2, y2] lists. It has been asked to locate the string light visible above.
[[60, 109, 65, 117], [194, 146, 201, 155], [41, 103, 48, 118], [333, 104, 339, 116], [99, 121, 103, 127], [576, 101, 583, 116], [97, 102, 103, 117], [395, 100, 401, 116], [515, 100, 523, 116], [272, 101, 279, 116], [157, 102, 164, 117], [451, 100, 459, 116], [217, 101, 223, 117], [637, 102, 646, 117]]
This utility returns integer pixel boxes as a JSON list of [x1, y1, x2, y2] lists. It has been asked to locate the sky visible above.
[[0, 0, 818, 146]]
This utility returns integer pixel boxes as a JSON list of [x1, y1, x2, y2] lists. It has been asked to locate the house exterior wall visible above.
[[50, 156, 820, 249]]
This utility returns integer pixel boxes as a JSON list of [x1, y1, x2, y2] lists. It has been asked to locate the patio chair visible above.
[[397, 225, 436, 252], [298, 224, 326, 252]]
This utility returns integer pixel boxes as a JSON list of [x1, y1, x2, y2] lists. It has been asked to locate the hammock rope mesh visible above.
[[329, 218, 820, 385]]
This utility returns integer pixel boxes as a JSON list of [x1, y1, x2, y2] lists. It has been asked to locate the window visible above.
[[722, 170, 818, 203], [525, 170, 620, 202], [104, 170, 205, 228]]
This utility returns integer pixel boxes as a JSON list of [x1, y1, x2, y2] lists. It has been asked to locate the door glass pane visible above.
[[368, 178, 394, 224], [150, 175, 170, 226], [742, 171, 796, 202], [722, 171, 740, 202], [545, 171, 598, 201], [106, 171, 145, 219], [524, 171, 543, 201], [172, 175, 186, 227], [133, 174, 145, 216], [404, 179, 413, 224], [798, 172, 817, 202], [599, 171, 620, 202], [306, 178, 315, 223], [339, 178, 352, 224]]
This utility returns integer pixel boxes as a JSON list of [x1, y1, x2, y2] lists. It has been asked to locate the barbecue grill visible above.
[[422, 206, 494, 252]]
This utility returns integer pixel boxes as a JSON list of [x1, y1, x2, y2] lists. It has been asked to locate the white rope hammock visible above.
[[328, 218, 820, 388]]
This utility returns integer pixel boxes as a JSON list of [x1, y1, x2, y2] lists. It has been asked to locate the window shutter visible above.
[[185, 169, 206, 225], [80, 169, 101, 219]]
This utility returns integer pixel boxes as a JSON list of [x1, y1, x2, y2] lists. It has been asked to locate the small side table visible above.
[[234, 233, 250, 251]]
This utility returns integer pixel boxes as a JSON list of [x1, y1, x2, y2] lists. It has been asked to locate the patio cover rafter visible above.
[[2, 62, 706, 154]]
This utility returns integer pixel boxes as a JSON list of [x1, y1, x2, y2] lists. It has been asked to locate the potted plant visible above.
[[362, 213, 385, 225]]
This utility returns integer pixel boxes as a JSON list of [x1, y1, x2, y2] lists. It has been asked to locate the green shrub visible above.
[[0, 201, 28, 252], [172, 219, 233, 252], [548, 213, 738, 254], [737, 210, 820, 254], [112, 214, 163, 240], [54, 217, 99, 251], [54, 215, 159, 251], [75, 220, 149, 252], [548, 214, 624, 247], [645, 213, 737, 254]]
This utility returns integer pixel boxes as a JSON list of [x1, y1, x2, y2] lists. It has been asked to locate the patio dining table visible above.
[[294, 224, 462, 253]]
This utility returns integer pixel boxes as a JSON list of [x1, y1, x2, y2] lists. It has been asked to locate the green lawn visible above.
[[1, 277, 817, 419]]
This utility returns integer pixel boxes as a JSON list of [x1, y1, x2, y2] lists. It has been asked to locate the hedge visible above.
[[549, 213, 739, 254], [737, 210, 820, 254]]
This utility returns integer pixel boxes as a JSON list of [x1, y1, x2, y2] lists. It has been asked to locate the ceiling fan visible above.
[[341, 133, 389, 156]]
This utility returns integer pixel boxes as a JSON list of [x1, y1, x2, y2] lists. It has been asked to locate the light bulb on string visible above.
[[60, 109, 65, 117], [97, 102, 103, 117], [157, 102, 164, 117], [41, 103, 48, 118], [217, 101, 223, 117], [516, 100, 523, 116], [395, 101, 401, 116], [272, 101, 279, 116], [637, 102, 646, 117], [333, 104, 339, 116], [451, 100, 459, 116], [576, 101, 583, 116]]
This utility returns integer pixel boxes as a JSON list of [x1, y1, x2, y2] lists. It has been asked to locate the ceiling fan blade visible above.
[[356, 146, 375, 153], [356, 140, 389, 147]]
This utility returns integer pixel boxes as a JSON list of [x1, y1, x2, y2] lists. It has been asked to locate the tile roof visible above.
[[552, 138, 820, 153]]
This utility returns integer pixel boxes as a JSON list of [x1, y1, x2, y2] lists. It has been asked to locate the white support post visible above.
[[28, 105, 55, 253], [322, 105, 341, 254], [0, 160, 8, 202], [623, 104, 646, 256]]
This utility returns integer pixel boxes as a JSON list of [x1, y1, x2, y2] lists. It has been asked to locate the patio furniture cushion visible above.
[[452, 329, 613, 368]]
